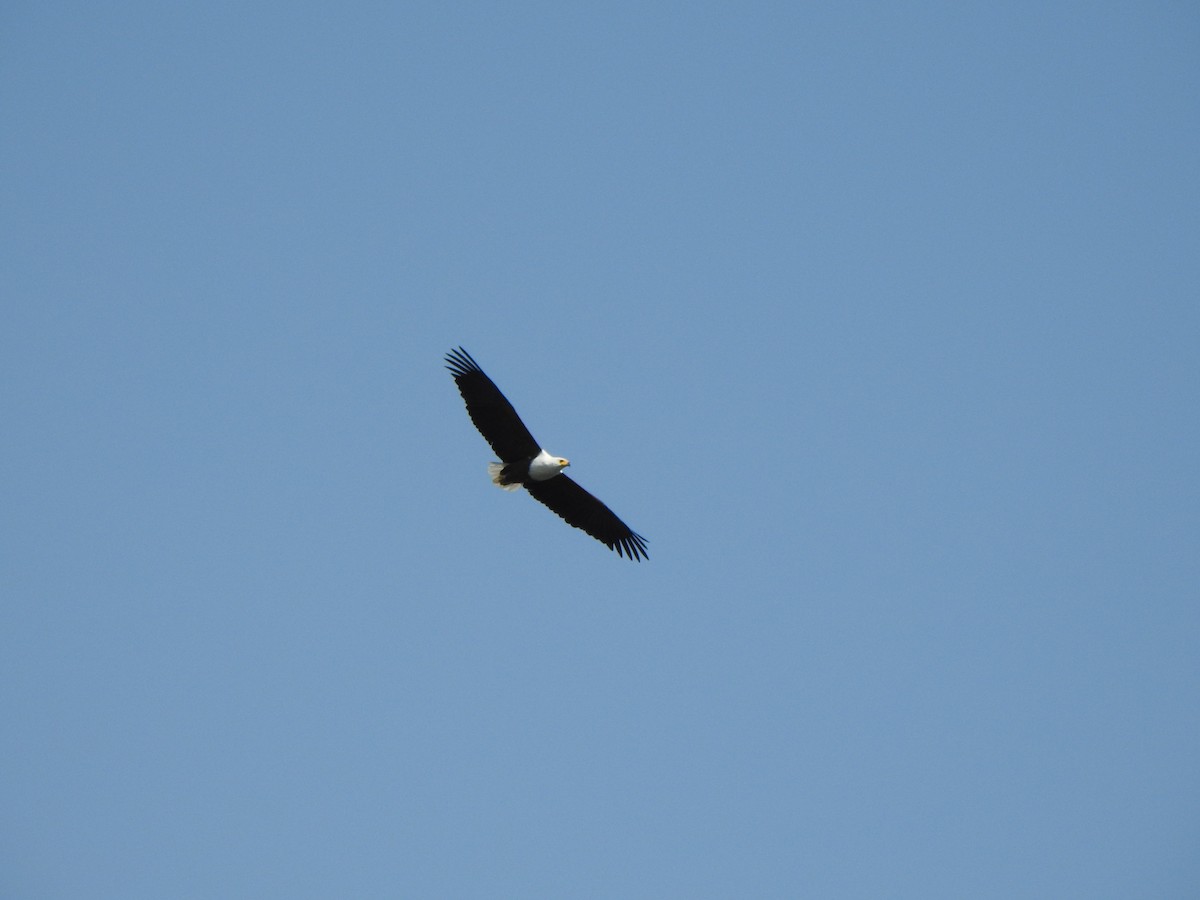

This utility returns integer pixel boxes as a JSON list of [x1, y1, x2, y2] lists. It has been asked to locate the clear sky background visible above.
[[3, 3, 1198, 897]]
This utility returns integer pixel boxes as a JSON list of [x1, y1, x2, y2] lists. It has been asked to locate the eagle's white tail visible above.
[[488, 462, 522, 491]]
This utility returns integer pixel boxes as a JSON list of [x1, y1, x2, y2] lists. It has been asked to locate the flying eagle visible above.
[[445, 347, 648, 561]]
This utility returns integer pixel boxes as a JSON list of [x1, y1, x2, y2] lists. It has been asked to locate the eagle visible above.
[[445, 347, 648, 561]]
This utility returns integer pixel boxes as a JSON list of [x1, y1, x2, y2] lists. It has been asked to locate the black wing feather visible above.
[[525, 474, 649, 561], [444, 347, 540, 462]]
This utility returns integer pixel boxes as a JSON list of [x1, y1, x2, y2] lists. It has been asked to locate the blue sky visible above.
[[3, 2, 1198, 897]]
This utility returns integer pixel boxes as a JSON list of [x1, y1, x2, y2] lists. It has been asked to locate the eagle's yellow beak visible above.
[[560, 458, 570, 467]]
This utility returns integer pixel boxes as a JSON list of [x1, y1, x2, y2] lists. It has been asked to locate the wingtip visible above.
[[444, 346, 481, 377], [614, 532, 649, 561]]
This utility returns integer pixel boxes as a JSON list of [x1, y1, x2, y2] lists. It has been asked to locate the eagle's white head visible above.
[[529, 448, 569, 481]]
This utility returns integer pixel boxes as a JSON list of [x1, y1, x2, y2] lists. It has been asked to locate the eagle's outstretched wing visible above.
[[444, 347, 540, 462], [526, 474, 649, 561]]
